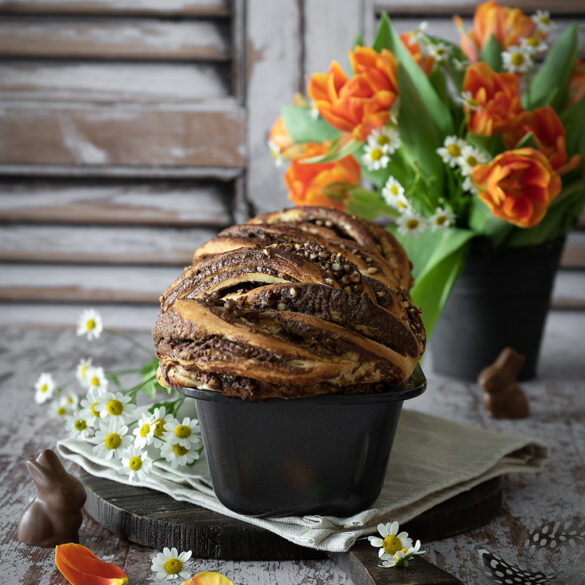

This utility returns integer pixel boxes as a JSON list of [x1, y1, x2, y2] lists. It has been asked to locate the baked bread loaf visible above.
[[153, 207, 425, 400]]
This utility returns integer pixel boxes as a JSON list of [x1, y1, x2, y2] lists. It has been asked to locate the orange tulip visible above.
[[55, 543, 128, 585], [400, 33, 434, 75], [455, 1, 539, 62], [268, 117, 304, 162], [284, 142, 360, 209], [503, 106, 580, 174], [463, 62, 521, 135], [308, 46, 398, 141], [567, 59, 585, 107], [471, 147, 562, 228], [182, 572, 234, 585]]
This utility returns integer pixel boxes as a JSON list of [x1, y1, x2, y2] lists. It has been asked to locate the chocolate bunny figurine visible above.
[[17, 449, 87, 547], [478, 347, 530, 419]]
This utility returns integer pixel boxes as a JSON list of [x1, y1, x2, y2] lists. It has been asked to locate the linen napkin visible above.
[[58, 409, 547, 553]]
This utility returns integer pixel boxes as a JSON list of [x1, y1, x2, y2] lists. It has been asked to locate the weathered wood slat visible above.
[[0, 62, 230, 103], [0, 225, 217, 264], [375, 0, 585, 15], [551, 269, 585, 310], [0, 0, 230, 16], [0, 180, 233, 226], [561, 232, 585, 268], [0, 102, 245, 167], [0, 18, 230, 61]]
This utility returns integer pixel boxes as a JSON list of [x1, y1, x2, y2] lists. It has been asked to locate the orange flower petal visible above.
[[181, 572, 234, 585], [55, 544, 128, 585]]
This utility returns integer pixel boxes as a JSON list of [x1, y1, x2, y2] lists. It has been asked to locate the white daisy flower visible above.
[[78, 387, 108, 428], [458, 145, 487, 176], [34, 372, 56, 404], [75, 357, 93, 386], [430, 207, 456, 231], [462, 176, 478, 194], [268, 139, 283, 167], [120, 447, 152, 483], [163, 417, 202, 449], [368, 521, 414, 559], [310, 102, 320, 120], [133, 412, 156, 449], [61, 390, 79, 410], [93, 390, 137, 422], [502, 45, 534, 73], [65, 414, 94, 440], [520, 36, 548, 55], [151, 547, 192, 581], [85, 366, 109, 393], [459, 91, 480, 110], [379, 539, 425, 568], [367, 125, 400, 155], [362, 144, 390, 171], [92, 418, 132, 460], [381, 177, 406, 208], [532, 10, 555, 34], [151, 407, 179, 441], [76, 308, 103, 340], [428, 42, 450, 62], [160, 440, 200, 469], [453, 58, 469, 72], [396, 212, 427, 237], [50, 396, 75, 419], [437, 136, 467, 167], [410, 21, 428, 44]]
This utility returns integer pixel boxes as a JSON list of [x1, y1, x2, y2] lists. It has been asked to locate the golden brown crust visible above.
[[153, 207, 425, 400]]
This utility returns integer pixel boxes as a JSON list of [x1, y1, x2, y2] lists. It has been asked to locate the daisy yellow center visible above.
[[435, 215, 447, 225], [383, 535, 403, 556], [74, 419, 87, 431], [153, 419, 165, 437], [174, 425, 191, 439], [139, 423, 151, 438], [90, 375, 100, 388], [80, 365, 89, 378], [389, 185, 399, 196], [163, 558, 183, 575], [66, 396, 75, 405], [105, 433, 122, 450], [539, 16, 550, 25], [86, 319, 96, 331], [270, 147, 280, 159], [90, 402, 100, 417], [377, 135, 390, 146], [406, 219, 420, 230], [447, 144, 461, 157], [397, 200, 408, 209], [173, 444, 188, 456], [511, 52, 525, 66], [370, 148, 383, 161], [466, 155, 478, 167], [435, 48, 446, 56], [40, 383, 48, 393], [106, 399, 123, 416], [128, 456, 142, 471], [465, 97, 478, 108], [526, 37, 539, 47], [56, 407, 67, 417]]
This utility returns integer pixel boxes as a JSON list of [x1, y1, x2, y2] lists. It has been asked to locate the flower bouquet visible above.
[[268, 1, 585, 351]]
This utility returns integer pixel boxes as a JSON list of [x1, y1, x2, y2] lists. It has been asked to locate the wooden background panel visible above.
[[0, 18, 231, 61], [0, 179, 233, 226], [0, 102, 245, 167]]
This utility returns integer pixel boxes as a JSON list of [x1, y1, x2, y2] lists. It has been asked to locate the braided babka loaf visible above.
[[153, 207, 425, 400]]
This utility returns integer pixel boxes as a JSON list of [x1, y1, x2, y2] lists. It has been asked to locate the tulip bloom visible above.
[[567, 59, 585, 107], [268, 117, 304, 162], [463, 62, 521, 135], [181, 572, 234, 585], [55, 543, 128, 585], [400, 33, 434, 75], [471, 147, 562, 228], [284, 142, 360, 209], [455, 1, 539, 62], [308, 46, 398, 141]]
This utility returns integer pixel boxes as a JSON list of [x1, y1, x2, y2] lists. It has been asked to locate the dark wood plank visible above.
[[0, 18, 230, 61], [561, 232, 585, 268], [0, 101, 245, 168]]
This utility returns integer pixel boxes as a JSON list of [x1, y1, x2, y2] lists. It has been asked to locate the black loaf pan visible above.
[[178, 365, 426, 518]]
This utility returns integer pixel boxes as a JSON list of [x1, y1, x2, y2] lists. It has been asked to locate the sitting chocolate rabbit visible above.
[[17, 449, 87, 547], [478, 347, 530, 419]]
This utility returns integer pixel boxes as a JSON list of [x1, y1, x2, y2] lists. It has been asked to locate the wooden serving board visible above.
[[80, 471, 502, 585]]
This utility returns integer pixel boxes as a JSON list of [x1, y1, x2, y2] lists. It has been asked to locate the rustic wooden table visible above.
[[1, 312, 583, 585]]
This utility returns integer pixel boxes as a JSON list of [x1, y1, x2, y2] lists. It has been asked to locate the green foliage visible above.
[[479, 34, 502, 72], [140, 358, 170, 398], [562, 96, 585, 160], [345, 187, 398, 222], [281, 105, 340, 144], [301, 136, 361, 163]]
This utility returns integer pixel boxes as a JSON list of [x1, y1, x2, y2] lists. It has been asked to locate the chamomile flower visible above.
[[85, 366, 109, 393], [151, 548, 192, 581], [410, 21, 428, 44], [51, 396, 75, 419], [367, 125, 400, 155], [268, 140, 283, 167], [458, 145, 487, 176], [61, 390, 79, 410], [379, 540, 425, 568], [309, 101, 320, 120], [462, 176, 478, 193], [76, 308, 103, 340], [437, 136, 467, 167], [396, 212, 427, 237], [65, 414, 94, 440], [93, 391, 137, 422], [133, 412, 156, 449], [381, 177, 406, 209], [453, 58, 469, 72], [160, 440, 201, 469], [532, 10, 555, 34], [93, 418, 132, 460], [460, 91, 480, 110], [34, 372, 56, 404], [78, 387, 107, 428], [75, 358, 93, 386], [428, 42, 450, 62], [120, 447, 152, 483], [151, 407, 179, 440], [502, 45, 534, 73], [362, 143, 390, 171], [520, 36, 548, 55], [368, 521, 413, 559], [430, 207, 456, 231], [163, 417, 202, 449]]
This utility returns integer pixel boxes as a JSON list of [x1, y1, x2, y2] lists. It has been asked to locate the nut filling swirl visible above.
[[153, 207, 426, 400]]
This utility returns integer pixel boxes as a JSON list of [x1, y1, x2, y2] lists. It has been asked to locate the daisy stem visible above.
[[56, 376, 76, 393], [126, 373, 156, 396], [104, 329, 154, 356]]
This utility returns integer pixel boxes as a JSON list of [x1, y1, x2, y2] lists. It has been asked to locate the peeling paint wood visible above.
[[0, 101, 245, 167], [0, 62, 230, 103], [0, 18, 231, 61], [0, 180, 233, 226]]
